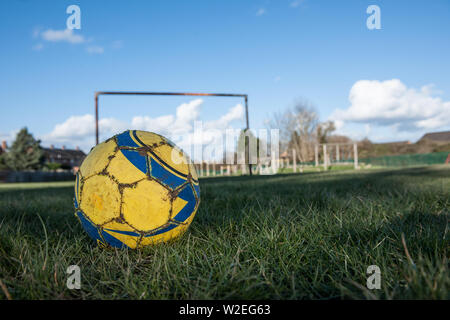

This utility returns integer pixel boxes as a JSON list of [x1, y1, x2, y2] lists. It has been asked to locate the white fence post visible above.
[[315, 145, 319, 167], [292, 149, 297, 173], [323, 144, 328, 170]]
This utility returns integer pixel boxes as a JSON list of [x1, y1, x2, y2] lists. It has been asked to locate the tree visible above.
[[269, 99, 336, 163], [5, 128, 45, 171], [0, 153, 9, 170], [288, 102, 320, 162], [317, 121, 336, 144], [46, 162, 62, 171]]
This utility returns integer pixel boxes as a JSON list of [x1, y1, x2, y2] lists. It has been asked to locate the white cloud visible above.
[[274, 76, 281, 82], [43, 99, 245, 154], [40, 28, 85, 44], [330, 79, 450, 132], [86, 45, 104, 54], [256, 8, 266, 16], [131, 115, 175, 134], [34, 27, 106, 54], [131, 99, 203, 135], [0, 130, 19, 147], [204, 104, 244, 130], [42, 114, 128, 151]]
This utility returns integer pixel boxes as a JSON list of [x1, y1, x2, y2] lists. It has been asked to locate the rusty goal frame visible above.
[[94, 91, 252, 175]]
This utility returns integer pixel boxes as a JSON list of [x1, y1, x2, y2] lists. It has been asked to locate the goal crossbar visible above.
[[94, 91, 249, 145]]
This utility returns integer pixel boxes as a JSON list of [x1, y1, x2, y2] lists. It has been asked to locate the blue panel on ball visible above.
[[104, 228, 140, 237], [116, 130, 139, 148], [100, 229, 130, 249], [150, 157, 186, 190], [144, 223, 177, 238], [74, 173, 79, 209], [116, 130, 148, 175], [121, 149, 148, 174], [76, 211, 102, 243], [173, 184, 196, 223], [193, 183, 201, 199]]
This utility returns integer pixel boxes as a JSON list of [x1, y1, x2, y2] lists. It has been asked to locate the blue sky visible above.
[[1, 0, 449, 152]]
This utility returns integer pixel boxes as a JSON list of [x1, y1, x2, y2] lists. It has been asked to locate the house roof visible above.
[[43, 147, 86, 160], [373, 141, 410, 146], [419, 131, 450, 142]]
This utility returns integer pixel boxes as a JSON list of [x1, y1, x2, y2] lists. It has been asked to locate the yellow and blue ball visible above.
[[74, 130, 200, 248]]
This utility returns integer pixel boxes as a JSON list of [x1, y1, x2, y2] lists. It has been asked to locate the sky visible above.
[[1, 0, 449, 154]]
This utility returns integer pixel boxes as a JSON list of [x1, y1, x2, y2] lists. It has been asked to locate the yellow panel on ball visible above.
[[107, 149, 147, 184], [80, 174, 121, 225], [189, 162, 198, 181], [171, 193, 188, 220], [121, 179, 171, 231], [137, 224, 184, 246], [138, 208, 198, 247], [134, 130, 190, 177], [75, 130, 200, 249], [101, 220, 140, 249], [80, 139, 117, 178], [133, 130, 165, 147], [153, 144, 190, 176]]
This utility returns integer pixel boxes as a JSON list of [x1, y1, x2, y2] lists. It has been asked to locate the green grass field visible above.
[[0, 166, 448, 299]]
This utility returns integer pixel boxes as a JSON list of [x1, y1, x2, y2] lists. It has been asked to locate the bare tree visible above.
[[289, 101, 319, 162], [317, 120, 336, 144], [269, 99, 335, 163]]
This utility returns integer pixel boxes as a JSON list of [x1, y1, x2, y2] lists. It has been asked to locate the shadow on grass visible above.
[[200, 165, 449, 184], [0, 166, 448, 299], [0, 166, 448, 246]]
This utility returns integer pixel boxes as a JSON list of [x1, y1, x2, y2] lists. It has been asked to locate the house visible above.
[[418, 131, 450, 144], [0, 141, 6, 155], [280, 151, 289, 159], [374, 140, 411, 146], [43, 145, 86, 171]]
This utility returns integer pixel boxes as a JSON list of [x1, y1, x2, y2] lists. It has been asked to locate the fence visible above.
[[361, 151, 449, 167], [0, 171, 75, 183], [194, 144, 359, 177]]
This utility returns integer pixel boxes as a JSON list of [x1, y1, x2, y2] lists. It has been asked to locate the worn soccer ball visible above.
[[74, 130, 200, 248]]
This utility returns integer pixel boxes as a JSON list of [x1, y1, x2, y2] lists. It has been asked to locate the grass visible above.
[[278, 164, 358, 174], [0, 165, 448, 300]]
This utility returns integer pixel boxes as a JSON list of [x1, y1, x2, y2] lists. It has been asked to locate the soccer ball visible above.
[[74, 130, 200, 248]]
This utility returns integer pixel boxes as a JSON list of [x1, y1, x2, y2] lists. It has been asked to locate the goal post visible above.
[[94, 91, 252, 175]]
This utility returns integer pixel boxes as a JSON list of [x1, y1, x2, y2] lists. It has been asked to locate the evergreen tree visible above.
[[0, 153, 9, 170], [5, 128, 45, 171]]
